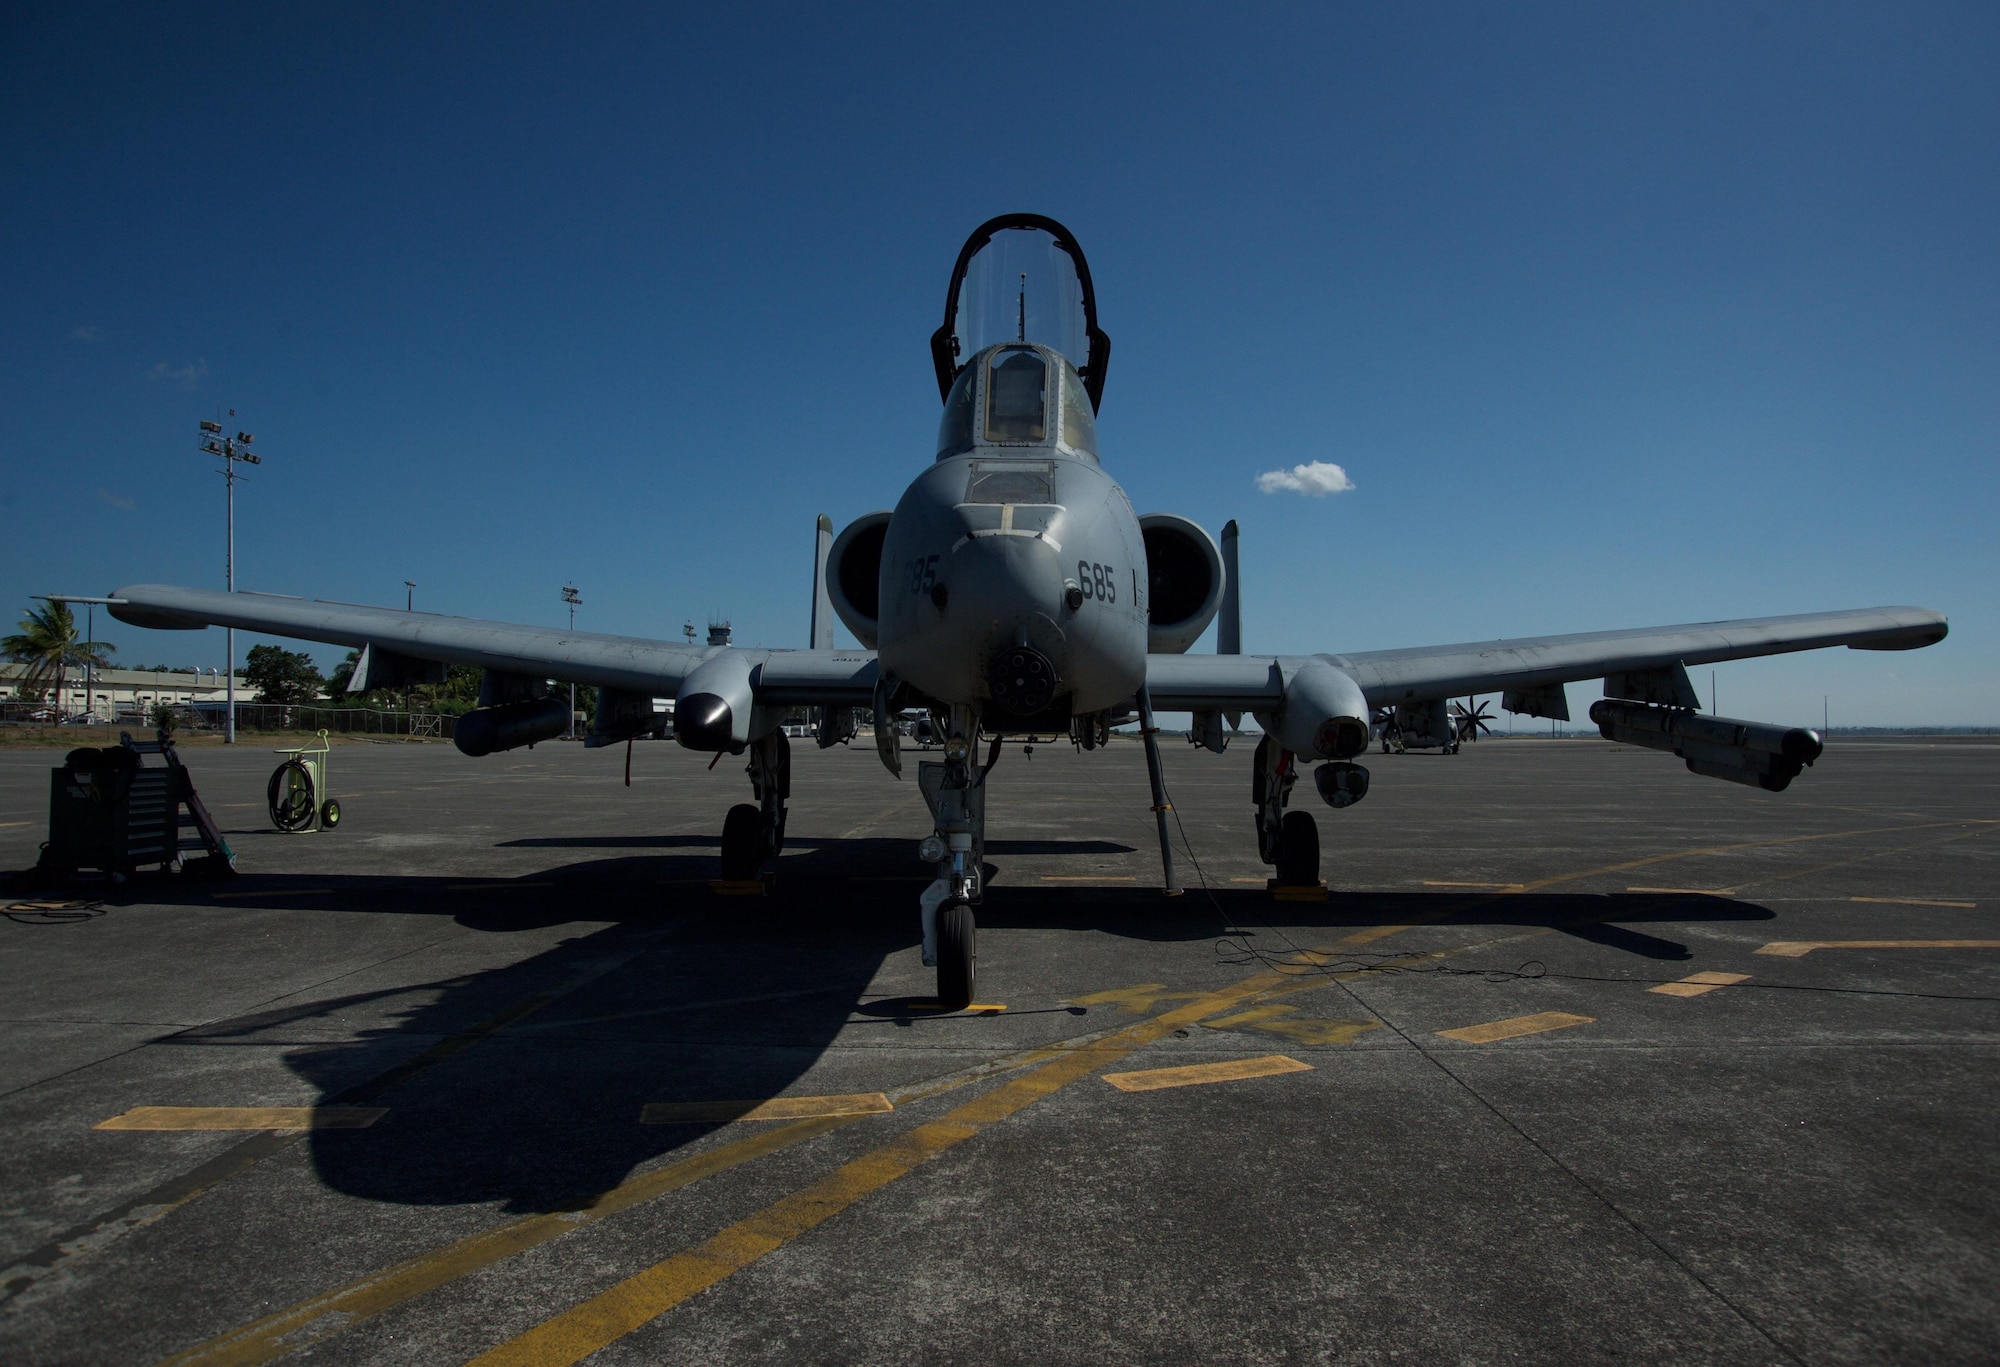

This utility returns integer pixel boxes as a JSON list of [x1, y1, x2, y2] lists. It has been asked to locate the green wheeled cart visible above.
[[268, 730, 341, 833]]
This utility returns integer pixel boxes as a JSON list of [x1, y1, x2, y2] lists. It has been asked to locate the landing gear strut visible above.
[[918, 706, 987, 1009], [1253, 735, 1319, 886], [720, 730, 790, 881]]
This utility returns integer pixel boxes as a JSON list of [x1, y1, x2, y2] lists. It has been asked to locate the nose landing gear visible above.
[[917, 710, 989, 1009]]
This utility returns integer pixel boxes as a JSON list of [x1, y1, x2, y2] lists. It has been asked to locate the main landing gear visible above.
[[1253, 735, 1321, 887], [719, 730, 790, 881]]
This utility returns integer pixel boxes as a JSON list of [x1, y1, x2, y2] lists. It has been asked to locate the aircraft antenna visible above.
[[1018, 272, 1026, 341]]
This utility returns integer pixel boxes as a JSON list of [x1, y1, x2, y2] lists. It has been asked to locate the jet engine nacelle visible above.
[[1590, 699, 1823, 792], [827, 511, 893, 649], [1138, 513, 1224, 654], [1263, 659, 1372, 760]]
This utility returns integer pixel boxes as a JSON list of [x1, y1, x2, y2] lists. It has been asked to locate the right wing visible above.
[[108, 584, 880, 704]]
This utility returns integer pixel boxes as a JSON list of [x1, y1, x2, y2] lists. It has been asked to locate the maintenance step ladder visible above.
[[35, 730, 236, 882]]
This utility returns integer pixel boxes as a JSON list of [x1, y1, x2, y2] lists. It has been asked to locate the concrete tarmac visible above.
[[0, 733, 1995, 1365]]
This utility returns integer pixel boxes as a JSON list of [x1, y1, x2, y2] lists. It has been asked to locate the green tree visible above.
[[3, 600, 114, 715], [244, 645, 325, 706]]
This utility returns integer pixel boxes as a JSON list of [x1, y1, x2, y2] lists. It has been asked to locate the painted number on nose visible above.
[[907, 555, 939, 594], [1077, 561, 1117, 603]]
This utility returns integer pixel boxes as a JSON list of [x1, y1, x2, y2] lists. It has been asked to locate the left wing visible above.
[[107, 584, 879, 703], [1145, 605, 1947, 714]]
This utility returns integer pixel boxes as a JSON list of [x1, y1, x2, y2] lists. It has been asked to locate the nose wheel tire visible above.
[[1274, 810, 1320, 886], [936, 901, 975, 1010], [719, 803, 763, 880]]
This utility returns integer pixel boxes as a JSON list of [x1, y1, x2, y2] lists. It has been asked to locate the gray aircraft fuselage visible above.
[[877, 341, 1148, 722]]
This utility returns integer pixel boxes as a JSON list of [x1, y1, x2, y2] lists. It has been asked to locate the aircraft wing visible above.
[[1143, 606, 1949, 712], [107, 584, 880, 703]]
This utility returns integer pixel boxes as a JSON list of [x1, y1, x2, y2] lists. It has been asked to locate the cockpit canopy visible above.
[[932, 214, 1110, 416], [936, 343, 1098, 462]]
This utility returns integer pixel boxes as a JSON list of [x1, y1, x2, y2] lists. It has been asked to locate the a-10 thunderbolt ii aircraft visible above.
[[102, 214, 1947, 1009]]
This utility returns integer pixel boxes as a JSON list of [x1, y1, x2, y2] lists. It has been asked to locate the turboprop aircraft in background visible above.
[[95, 214, 1948, 1009]]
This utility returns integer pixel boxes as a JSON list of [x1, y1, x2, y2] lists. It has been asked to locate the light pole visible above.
[[562, 585, 581, 738], [405, 581, 416, 612], [199, 417, 261, 743]]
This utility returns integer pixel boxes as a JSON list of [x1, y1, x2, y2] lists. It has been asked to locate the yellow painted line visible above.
[[0, 819, 30, 827], [95, 1106, 385, 1132], [208, 887, 334, 900], [1422, 880, 1524, 890], [463, 931, 1416, 1367], [1437, 1011, 1594, 1044], [1626, 886, 1736, 896], [1510, 818, 2000, 895], [167, 916, 1451, 1367], [642, 1094, 892, 1124], [154, 1029, 1126, 1367], [1755, 939, 2000, 959], [1102, 1055, 1313, 1093], [1851, 895, 1976, 909], [1649, 971, 1751, 998], [1040, 874, 1137, 882], [1228, 877, 1268, 884]]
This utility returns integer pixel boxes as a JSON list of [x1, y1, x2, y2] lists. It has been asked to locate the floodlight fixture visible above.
[[200, 419, 222, 433]]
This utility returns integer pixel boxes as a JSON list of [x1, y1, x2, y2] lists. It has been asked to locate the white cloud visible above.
[[97, 489, 135, 510], [150, 358, 208, 389], [1255, 461, 1355, 496], [70, 325, 101, 342]]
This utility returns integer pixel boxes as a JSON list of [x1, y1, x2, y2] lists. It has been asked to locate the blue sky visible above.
[[3, 3, 1994, 725]]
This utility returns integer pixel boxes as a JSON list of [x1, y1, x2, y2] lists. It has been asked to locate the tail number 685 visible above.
[[1076, 561, 1117, 604]]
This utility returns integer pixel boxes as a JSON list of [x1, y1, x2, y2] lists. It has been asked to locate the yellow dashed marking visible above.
[[1202, 1005, 1381, 1046], [641, 1093, 893, 1124], [1422, 879, 1524, 890], [1649, 971, 1751, 998], [1626, 886, 1736, 896], [1102, 1055, 1314, 1093], [1041, 874, 1137, 882], [1437, 1011, 1594, 1044], [1850, 895, 1976, 909], [1756, 939, 2000, 958], [95, 1106, 385, 1131]]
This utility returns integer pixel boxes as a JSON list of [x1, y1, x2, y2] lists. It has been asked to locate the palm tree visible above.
[[3, 601, 114, 721]]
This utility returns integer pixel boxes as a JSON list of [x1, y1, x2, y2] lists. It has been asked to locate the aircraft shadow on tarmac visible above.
[[121, 838, 1781, 1215]]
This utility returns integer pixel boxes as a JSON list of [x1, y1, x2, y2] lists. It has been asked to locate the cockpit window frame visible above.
[[983, 346, 1049, 445]]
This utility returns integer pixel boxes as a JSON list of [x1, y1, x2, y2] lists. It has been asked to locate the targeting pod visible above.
[[1589, 699, 1823, 792], [1314, 761, 1370, 809], [455, 696, 569, 757]]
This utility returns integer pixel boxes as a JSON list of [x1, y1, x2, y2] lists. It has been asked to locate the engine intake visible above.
[[1590, 699, 1823, 792], [827, 511, 892, 649], [1138, 513, 1224, 654]]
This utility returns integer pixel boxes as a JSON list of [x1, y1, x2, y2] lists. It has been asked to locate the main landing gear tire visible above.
[[1275, 809, 1320, 886], [719, 803, 763, 880], [936, 901, 975, 1010]]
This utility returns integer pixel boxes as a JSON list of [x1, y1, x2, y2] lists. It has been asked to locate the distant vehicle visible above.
[[100, 213, 1949, 1009]]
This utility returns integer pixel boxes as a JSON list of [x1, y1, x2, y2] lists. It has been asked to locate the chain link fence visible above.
[[1, 700, 455, 740]]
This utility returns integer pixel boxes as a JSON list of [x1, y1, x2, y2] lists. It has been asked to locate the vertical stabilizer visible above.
[[810, 514, 835, 650], [1218, 519, 1241, 654]]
